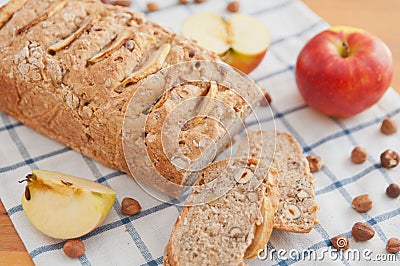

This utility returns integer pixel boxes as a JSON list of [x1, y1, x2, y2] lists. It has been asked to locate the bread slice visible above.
[[164, 157, 278, 265], [236, 130, 318, 233]]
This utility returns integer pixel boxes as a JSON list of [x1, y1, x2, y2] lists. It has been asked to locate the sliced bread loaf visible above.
[[236, 130, 318, 233], [164, 157, 278, 265]]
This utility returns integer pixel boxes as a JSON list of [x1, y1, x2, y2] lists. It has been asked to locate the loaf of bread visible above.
[[164, 157, 278, 265], [236, 130, 318, 233], [0, 0, 262, 193]]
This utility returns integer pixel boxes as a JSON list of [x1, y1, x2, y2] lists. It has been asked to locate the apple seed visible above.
[[61, 180, 73, 186], [24, 186, 31, 201]]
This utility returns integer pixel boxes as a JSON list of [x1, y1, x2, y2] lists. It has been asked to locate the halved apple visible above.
[[182, 12, 270, 74], [21, 170, 116, 239]]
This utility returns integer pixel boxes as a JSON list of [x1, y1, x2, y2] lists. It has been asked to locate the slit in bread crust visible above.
[[87, 28, 135, 64], [48, 13, 100, 55], [0, 0, 28, 30], [192, 81, 218, 126], [120, 43, 171, 87], [16, 0, 67, 35]]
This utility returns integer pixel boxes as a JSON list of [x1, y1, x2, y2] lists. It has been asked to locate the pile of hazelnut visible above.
[[324, 117, 400, 254]]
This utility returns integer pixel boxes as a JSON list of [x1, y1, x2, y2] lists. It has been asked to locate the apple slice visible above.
[[244, 196, 274, 259], [182, 12, 270, 74], [21, 170, 116, 239]]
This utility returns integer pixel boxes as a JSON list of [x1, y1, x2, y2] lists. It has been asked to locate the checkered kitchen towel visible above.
[[1, 0, 399, 265]]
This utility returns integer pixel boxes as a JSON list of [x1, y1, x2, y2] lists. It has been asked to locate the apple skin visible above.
[[181, 12, 270, 75], [295, 26, 393, 117], [222, 49, 267, 74], [21, 170, 116, 239]]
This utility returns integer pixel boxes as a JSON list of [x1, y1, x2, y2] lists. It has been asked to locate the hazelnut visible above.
[[288, 160, 300, 170], [351, 194, 372, 213], [381, 117, 397, 135], [235, 169, 253, 184], [296, 190, 309, 199], [178, 0, 189, 4], [229, 227, 243, 238], [124, 40, 135, 51], [285, 204, 301, 219], [380, 149, 399, 168], [352, 222, 375, 241], [63, 239, 85, 258], [194, 0, 207, 3], [121, 197, 141, 215], [226, 1, 240, 12], [246, 191, 259, 203], [331, 235, 350, 251], [386, 183, 400, 198], [386, 237, 400, 254], [306, 156, 323, 173], [351, 146, 367, 164], [260, 91, 272, 106], [146, 1, 159, 12]]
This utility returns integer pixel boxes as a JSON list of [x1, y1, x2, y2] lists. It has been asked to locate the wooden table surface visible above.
[[1, 1, 399, 265]]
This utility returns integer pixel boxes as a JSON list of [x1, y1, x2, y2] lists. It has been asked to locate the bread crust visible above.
[[0, 0, 218, 174], [0, 1, 263, 197]]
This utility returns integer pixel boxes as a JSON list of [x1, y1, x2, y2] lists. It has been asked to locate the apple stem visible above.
[[341, 41, 350, 58], [18, 174, 34, 184]]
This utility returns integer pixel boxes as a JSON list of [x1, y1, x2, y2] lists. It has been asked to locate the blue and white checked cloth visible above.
[[1, 0, 399, 265]]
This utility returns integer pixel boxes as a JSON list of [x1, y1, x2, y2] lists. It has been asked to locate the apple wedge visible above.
[[21, 170, 116, 239], [182, 12, 270, 74], [244, 196, 274, 259]]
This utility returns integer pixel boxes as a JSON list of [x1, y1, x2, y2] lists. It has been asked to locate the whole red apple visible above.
[[295, 25, 393, 117]]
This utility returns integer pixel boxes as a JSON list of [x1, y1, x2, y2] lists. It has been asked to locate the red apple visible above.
[[295, 25, 393, 117]]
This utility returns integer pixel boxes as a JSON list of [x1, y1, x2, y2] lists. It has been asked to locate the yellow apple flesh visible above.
[[182, 13, 270, 74], [21, 170, 116, 239]]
